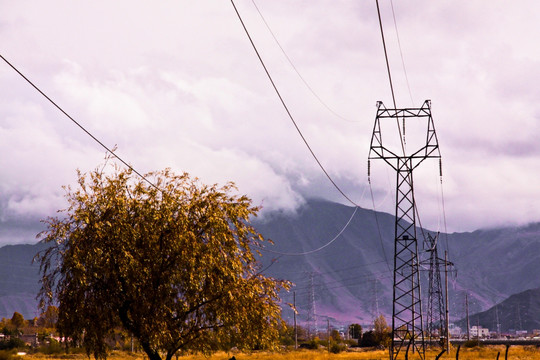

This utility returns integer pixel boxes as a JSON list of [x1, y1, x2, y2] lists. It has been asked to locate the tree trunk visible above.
[[141, 341, 162, 360], [165, 350, 176, 360]]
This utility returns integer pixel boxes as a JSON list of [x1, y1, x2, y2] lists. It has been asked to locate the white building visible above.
[[449, 323, 462, 337], [470, 325, 489, 338]]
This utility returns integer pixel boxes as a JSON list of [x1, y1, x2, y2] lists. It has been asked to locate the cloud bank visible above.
[[2, 1, 540, 244]]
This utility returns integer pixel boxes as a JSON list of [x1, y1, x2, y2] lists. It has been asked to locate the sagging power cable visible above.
[[230, 0, 358, 208], [0, 54, 159, 191], [250, 0, 358, 123]]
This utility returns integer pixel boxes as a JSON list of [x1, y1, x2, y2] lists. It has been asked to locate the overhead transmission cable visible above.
[[270, 259, 391, 277], [375, 0, 406, 157], [439, 165, 451, 258], [250, 0, 358, 124], [389, 0, 414, 106], [289, 273, 394, 297], [230, 0, 358, 208], [260, 206, 359, 257], [260, 185, 369, 257], [291, 270, 393, 293], [231, 0, 371, 258], [368, 182, 392, 272], [0, 54, 159, 191]]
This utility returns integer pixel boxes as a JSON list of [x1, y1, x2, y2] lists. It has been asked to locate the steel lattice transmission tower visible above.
[[368, 100, 441, 360], [423, 233, 445, 342]]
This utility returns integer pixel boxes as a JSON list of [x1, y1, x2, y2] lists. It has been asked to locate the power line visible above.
[[0, 54, 159, 191], [268, 259, 390, 277], [260, 205, 359, 256], [288, 273, 394, 297], [368, 179, 392, 273], [259, 184, 371, 257], [230, 0, 358, 208], [250, 0, 358, 124], [290, 269, 393, 293], [375, 0, 406, 157], [389, 0, 414, 106], [439, 162, 451, 259]]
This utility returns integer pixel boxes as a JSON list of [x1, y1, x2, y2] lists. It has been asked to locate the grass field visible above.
[[18, 346, 540, 360]]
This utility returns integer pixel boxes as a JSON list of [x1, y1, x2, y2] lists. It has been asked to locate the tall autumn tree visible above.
[[10, 312, 25, 330], [36, 164, 289, 360]]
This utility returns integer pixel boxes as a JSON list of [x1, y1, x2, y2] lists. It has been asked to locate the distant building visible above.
[[449, 323, 462, 337], [470, 326, 489, 338]]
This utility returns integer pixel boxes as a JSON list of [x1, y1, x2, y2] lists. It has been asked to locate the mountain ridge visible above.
[[455, 287, 540, 333], [0, 199, 539, 328]]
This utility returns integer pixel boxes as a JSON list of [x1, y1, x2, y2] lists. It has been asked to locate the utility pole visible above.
[[369, 100, 441, 360], [466, 294, 470, 341], [327, 319, 330, 353], [294, 291, 298, 349], [518, 304, 523, 331], [495, 305, 501, 338], [444, 251, 450, 352], [306, 272, 317, 339]]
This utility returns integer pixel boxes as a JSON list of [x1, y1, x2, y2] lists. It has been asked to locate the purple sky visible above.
[[2, 1, 540, 245]]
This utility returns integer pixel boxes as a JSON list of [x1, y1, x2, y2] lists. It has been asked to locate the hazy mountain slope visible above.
[[455, 287, 540, 333], [0, 242, 49, 319], [255, 199, 400, 324], [254, 199, 540, 325], [1, 199, 539, 326], [445, 225, 540, 318]]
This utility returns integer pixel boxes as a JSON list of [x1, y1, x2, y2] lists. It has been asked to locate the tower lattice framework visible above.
[[368, 100, 441, 360], [422, 233, 454, 349], [425, 233, 445, 342]]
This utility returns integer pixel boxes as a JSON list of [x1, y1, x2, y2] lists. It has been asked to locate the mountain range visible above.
[[254, 199, 540, 326], [454, 287, 540, 333], [1, 199, 539, 330]]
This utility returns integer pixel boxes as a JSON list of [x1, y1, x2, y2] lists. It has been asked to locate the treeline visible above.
[[278, 314, 392, 353], [1, 309, 392, 357], [0, 306, 61, 359]]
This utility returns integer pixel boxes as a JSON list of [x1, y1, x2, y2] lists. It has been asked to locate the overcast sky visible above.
[[1, 1, 540, 245]]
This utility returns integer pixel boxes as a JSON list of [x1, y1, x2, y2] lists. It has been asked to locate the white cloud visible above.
[[2, 1, 540, 245]]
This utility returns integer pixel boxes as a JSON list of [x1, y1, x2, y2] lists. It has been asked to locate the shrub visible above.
[[299, 337, 320, 349], [39, 339, 64, 355], [329, 342, 347, 353], [463, 339, 481, 348], [0, 350, 15, 360], [360, 331, 378, 347], [344, 339, 358, 347], [0, 338, 26, 351]]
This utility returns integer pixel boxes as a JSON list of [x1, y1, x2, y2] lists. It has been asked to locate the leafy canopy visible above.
[[36, 164, 289, 360]]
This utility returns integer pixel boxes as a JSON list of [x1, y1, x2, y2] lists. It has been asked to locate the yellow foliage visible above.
[[35, 163, 290, 360]]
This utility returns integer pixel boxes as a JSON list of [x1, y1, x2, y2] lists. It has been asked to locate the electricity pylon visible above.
[[422, 232, 452, 347], [368, 100, 441, 360], [306, 272, 318, 339]]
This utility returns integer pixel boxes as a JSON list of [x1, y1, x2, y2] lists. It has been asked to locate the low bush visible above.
[[329, 342, 347, 353], [0, 338, 26, 351], [0, 350, 15, 360], [39, 339, 64, 355], [360, 331, 378, 347], [299, 337, 320, 350], [463, 339, 481, 348]]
